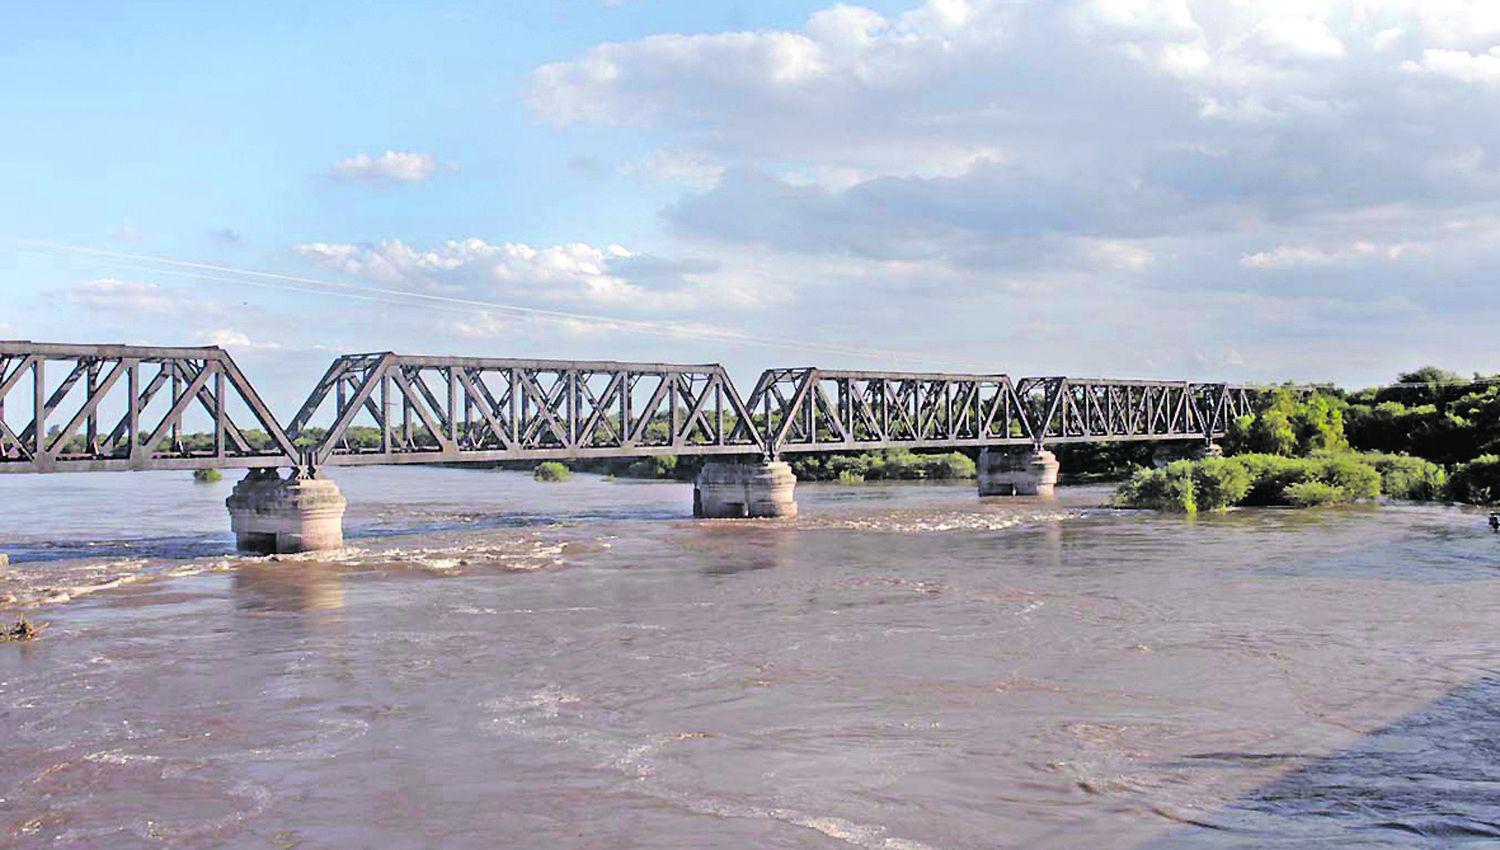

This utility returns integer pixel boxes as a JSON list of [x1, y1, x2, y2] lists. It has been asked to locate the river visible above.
[[1, 467, 1497, 848]]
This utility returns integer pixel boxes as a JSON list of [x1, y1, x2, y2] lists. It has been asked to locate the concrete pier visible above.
[[226, 468, 347, 554], [978, 448, 1060, 497], [694, 461, 798, 518]]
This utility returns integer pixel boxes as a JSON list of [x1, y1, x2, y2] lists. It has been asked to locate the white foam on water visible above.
[[2, 556, 238, 608], [805, 509, 1084, 534]]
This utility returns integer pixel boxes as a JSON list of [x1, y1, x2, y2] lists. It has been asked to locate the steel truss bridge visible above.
[[0, 342, 1256, 474]]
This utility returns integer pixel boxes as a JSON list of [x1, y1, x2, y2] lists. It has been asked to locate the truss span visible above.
[[0, 342, 297, 473], [0, 342, 1256, 474]]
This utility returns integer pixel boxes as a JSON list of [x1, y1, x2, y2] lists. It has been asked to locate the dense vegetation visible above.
[[1118, 366, 1500, 511]]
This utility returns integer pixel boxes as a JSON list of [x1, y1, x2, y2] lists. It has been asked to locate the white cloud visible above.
[[1241, 240, 1433, 269], [200, 329, 283, 350], [619, 148, 725, 189], [1401, 47, 1500, 85], [328, 151, 455, 184], [66, 279, 176, 314], [293, 238, 727, 310]]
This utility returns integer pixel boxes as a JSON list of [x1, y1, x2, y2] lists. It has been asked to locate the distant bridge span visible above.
[[0, 342, 1256, 475]]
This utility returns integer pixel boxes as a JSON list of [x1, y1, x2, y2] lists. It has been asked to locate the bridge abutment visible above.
[[694, 460, 798, 518], [226, 468, 347, 554], [978, 448, 1060, 497]]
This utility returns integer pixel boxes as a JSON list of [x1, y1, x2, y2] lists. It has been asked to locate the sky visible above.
[[4, 0, 1500, 410]]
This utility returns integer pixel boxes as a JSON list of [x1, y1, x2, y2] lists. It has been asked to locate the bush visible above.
[[1311, 453, 1382, 501], [533, 461, 571, 483], [1447, 455, 1500, 505], [1116, 461, 1197, 513], [836, 469, 865, 484], [1282, 480, 1345, 507], [192, 468, 223, 483], [1364, 453, 1447, 501], [623, 455, 677, 479], [1233, 454, 1316, 506], [1116, 451, 1395, 513], [796, 449, 977, 481]]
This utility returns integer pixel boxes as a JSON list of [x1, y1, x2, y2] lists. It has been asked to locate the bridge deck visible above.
[[0, 342, 1254, 474]]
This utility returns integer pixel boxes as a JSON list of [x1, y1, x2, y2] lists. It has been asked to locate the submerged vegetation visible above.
[[2, 619, 46, 642], [533, 461, 572, 483]]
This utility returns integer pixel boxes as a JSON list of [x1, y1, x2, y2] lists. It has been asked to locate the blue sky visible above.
[[5, 1, 1500, 409]]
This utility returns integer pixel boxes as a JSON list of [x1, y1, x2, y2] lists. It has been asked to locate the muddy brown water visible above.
[[1, 467, 1497, 848]]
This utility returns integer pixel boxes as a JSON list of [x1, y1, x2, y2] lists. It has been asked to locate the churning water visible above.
[[1, 467, 1497, 848]]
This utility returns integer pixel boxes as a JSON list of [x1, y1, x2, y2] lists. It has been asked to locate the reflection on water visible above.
[[233, 561, 345, 613], [1, 468, 1498, 849]]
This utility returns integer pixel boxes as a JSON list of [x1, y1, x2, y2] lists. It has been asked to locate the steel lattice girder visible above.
[[755, 370, 1253, 454], [0, 342, 298, 473], [0, 341, 1259, 473], [287, 353, 767, 466]]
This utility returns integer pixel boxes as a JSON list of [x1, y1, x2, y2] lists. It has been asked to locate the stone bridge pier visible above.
[[227, 468, 347, 554], [977, 447, 1060, 497], [694, 460, 798, 518]]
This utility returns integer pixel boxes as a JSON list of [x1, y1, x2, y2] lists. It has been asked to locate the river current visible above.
[[1, 467, 1497, 849]]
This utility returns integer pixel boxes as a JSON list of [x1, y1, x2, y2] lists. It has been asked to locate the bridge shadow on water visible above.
[[1135, 674, 1500, 849]]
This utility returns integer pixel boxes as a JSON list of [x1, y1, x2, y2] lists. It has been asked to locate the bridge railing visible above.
[[0, 342, 297, 473]]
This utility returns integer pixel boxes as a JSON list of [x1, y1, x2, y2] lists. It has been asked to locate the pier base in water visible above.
[[978, 448, 1059, 497], [694, 461, 798, 518], [226, 468, 347, 554]]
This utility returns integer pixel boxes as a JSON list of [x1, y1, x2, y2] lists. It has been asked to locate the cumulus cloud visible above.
[[1402, 47, 1500, 85], [511, 0, 1500, 382], [292, 238, 730, 310], [327, 150, 456, 184], [530, 0, 1500, 244], [200, 329, 284, 350], [66, 279, 177, 314]]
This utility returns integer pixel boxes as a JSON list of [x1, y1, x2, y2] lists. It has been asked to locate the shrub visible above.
[[1116, 451, 1393, 512], [1117, 461, 1197, 513], [1447, 455, 1500, 505], [1191, 458, 1252, 511], [836, 469, 865, 484], [1364, 453, 1447, 501], [1282, 480, 1345, 507], [921, 451, 977, 480], [533, 461, 571, 482], [1233, 454, 1317, 505], [192, 468, 223, 483], [1311, 453, 1381, 501], [623, 455, 677, 479]]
